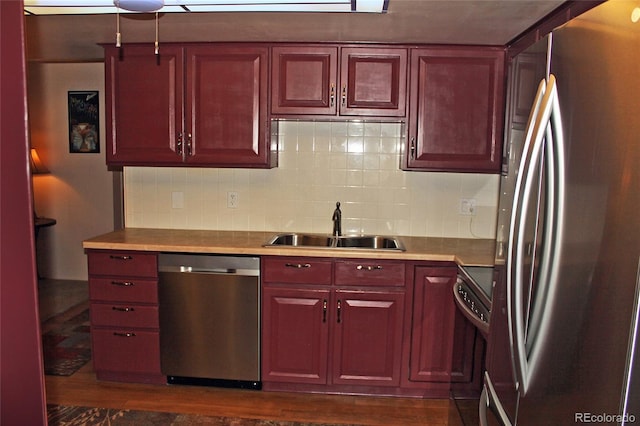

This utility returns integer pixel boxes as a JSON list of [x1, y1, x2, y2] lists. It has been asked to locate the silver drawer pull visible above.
[[109, 255, 133, 260], [112, 306, 135, 312], [111, 281, 134, 286], [113, 332, 136, 337], [356, 265, 383, 271], [285, 263, 312, 269]]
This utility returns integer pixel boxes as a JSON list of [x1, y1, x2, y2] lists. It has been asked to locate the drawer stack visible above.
[[86, 249, 165, 384]]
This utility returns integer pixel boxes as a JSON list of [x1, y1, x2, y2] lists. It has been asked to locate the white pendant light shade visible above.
[[114, 0, 164, 12]]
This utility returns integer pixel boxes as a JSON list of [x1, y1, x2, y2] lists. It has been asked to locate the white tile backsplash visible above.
[[124, 121, 500, 239]]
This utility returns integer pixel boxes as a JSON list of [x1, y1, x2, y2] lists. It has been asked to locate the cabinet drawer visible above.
[[335, 260, 405, 287], [87, 250, 158, 278], [91, 303, 159, 328], [92, 328, 161, 375], [89, 277, 158, 303], [262, 257, 333, 285]]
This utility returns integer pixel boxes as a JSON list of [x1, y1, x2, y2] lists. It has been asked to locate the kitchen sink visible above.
[[263, 233, 405, 251]]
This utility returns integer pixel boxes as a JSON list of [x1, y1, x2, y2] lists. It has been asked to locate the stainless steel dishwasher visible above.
[[158, 253, 261, 389]]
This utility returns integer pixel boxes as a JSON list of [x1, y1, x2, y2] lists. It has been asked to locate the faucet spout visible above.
[[332, 201, 342, 237]]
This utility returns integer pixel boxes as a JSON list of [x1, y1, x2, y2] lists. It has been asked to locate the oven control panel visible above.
[[456, 280, 490, 324]]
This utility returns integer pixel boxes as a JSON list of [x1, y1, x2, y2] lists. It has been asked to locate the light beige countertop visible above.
[[83, 228, 496, 267]]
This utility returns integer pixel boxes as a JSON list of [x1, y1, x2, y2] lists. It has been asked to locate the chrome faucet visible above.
[[332, 201, 342, 237]]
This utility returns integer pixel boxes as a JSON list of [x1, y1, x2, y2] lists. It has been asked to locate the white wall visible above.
[[125, 120, 500, 239], [28, 63, 114, 280]]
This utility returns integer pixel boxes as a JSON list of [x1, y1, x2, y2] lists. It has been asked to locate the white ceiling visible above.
[[24, 0, 568, 62], [23, 0, 387, 14]]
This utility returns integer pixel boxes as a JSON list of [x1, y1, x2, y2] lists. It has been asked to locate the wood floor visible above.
[[42, 288, 474, 425], [46, 365, 467, 425]]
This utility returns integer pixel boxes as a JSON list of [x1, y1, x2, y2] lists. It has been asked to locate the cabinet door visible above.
[[262, 286, 330, 384], [105, 45, 184, 166], [271, 46, 338, 115], [409, 267, 457, 382], [332, 289, 405, 386], [405, 48, 504, 172], [184, 45, 271, 167], [340, 47, 407, 117]]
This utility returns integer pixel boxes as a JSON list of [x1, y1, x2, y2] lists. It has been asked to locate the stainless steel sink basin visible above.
[[265, 233, 334, 248], [263, 233, 405, 251]]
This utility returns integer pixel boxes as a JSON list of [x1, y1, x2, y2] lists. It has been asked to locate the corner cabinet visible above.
[[403, 47, 505, 172], [104, 44, 274, 168], [408, 266, 457, 382], [271, 45, 407, 118]]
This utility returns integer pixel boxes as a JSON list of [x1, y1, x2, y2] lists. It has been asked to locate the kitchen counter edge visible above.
[[82, 228, 496, 267]]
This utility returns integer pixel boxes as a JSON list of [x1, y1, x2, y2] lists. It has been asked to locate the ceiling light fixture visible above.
[[113, 0, 164, 12], [113, 0, 162, 54]]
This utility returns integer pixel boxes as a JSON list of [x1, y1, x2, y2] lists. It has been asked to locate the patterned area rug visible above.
[[42, 308, 91, 376], [47, 404, 358, 426]]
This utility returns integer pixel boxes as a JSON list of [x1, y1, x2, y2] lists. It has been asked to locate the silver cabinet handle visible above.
[[410, 137, 416, 160], [284, 263, 311, 268], [356, 265, 383, 271], [186, 133, 193, 157], [111, 280, 134, 287], [176, 133, 183, 156], [112, 306, 135, 312], [322, 299, 328, 323], [109, 255, 133, 260], [336, 299, 342, 323], [330, 84, 335, 107], [113, 332, 136, 337]]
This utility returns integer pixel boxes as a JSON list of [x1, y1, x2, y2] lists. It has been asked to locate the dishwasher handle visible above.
[[171, 266, 260, 276], [181, 266, 237, 274]]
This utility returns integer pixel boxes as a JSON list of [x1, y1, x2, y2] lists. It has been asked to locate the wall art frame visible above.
[[68, 91, 100, 153]]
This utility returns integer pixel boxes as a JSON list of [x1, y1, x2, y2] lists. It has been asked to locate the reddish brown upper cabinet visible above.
[[404, 47, 505, 172], [271, 45, 407, 118], [105, 45, 184, 165], [105, 43, 274, 168]]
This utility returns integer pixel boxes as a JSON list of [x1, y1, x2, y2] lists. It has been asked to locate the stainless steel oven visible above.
[[453, 265, 494, 338]]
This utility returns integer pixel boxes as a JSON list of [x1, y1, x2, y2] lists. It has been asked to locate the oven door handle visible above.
[[452, 280, 489, 337]]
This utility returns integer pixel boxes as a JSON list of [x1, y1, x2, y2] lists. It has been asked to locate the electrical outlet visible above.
[[171, 191, 184, 209], [227, 191, 239, 208], [459, 198, 477, 216]]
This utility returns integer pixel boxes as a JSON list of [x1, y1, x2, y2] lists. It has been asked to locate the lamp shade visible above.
[[30, 149, 50, 174]]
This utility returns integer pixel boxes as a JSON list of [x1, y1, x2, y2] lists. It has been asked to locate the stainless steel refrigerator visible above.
[[482, 1, 640, 424]]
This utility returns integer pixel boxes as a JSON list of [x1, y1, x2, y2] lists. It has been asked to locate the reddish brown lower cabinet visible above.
[[331, 289, 404, 387], [86, 249, 165, 384], [261, 286, 331, 384], [261, 256, 406, 394], [409, 266, 458, 382]]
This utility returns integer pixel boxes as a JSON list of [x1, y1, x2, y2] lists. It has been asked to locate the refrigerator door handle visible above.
[[481, 372, 514, 426], [506, 78, 547, 394], [509, 75, 566, 396]]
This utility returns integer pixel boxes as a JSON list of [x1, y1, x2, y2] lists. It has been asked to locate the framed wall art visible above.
[[68, 91, 99, 153]]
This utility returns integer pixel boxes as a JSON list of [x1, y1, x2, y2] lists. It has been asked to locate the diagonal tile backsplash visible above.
[[124, 121, 499, 239]]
